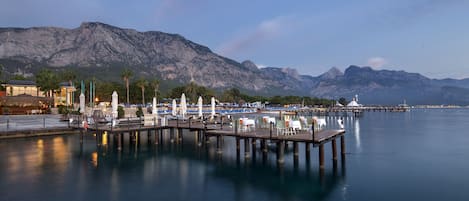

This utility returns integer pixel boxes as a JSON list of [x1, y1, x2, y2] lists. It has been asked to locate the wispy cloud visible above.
[[367, 57, 387, 69], [216, 16, 293, 57]]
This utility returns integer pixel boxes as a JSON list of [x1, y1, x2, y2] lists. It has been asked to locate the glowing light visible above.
[[91, 152, 98, 168]]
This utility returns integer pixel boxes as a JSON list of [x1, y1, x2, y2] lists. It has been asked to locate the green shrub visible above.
[[58, 105, 69, 114], [136, 106, 143, 117]]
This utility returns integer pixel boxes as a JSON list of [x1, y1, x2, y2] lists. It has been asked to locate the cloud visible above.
[[367, 57, 387, 68], [216, 16, 292, 57]]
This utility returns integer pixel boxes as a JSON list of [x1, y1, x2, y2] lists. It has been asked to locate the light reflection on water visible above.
[[0, 131, 344, 201]]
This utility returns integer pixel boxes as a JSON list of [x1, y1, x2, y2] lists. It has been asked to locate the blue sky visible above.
[[1, 0, 469, 79]]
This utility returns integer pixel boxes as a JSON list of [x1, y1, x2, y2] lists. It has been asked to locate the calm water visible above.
[[1, 109, 469, 201]]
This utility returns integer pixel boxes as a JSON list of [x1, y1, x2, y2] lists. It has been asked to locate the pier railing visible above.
[[0, 115, 70, 132]]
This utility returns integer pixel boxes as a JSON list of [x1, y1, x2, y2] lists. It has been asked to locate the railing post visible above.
[[234, 118, 238, 135], [6, 117, 9, 132], [221, 116, 223, 130], [269, 122, 273, 139], [189, 117, 192, 128], [311, 122, 315, 140]]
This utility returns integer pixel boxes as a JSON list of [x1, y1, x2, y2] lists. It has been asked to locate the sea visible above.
[[1, 108, 468, 201]]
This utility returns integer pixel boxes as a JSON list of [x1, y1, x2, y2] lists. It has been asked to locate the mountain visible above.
[[0, 22, 279, 92], [1, 22, 469, 105], [311, 65, 469, 105]]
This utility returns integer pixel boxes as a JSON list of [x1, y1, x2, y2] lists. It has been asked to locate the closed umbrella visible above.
[[79, 93, 85, 114], [211, 97, 216, 118], [181, 93, 187, 118], [172, 99, 177, 116], [198, 96, 203, 118], [111, 91, 118, 118]]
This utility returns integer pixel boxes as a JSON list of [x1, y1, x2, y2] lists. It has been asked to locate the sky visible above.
[[1, 0, 469, 79]]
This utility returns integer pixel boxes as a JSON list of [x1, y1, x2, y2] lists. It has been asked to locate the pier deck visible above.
[[75, 118, 346, 169]]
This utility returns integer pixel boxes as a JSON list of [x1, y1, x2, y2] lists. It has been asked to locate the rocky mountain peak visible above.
[[241, 60, 258, 71], [319, 67, 343, 80]]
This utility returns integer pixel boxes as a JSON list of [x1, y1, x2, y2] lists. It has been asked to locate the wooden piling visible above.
[[244, 138, 250, 158], [261, 139, 268, 153], [319, 144, 325, 169], [154, 129, 159, 145], [178, 128, 183, 142], [117, 133, 122, 150], [277, 140, 285, 164], [332, 138, 338, 161], [341, 135, 346, 157], [305, 142, 310, 161], [170, 128, 174, 143], [216, 136, 222, 154], [251, 138, 256, 153], [293, 142, 299, 161], [236, 137, 240, 153]]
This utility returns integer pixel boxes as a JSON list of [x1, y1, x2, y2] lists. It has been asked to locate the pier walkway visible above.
[[75, 118, 346, 169]]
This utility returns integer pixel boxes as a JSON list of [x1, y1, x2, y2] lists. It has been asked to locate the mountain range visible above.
[[1, 22, 469, 105]]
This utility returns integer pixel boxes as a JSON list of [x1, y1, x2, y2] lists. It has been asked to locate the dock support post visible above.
[[147, 130, 151, 143], [236, 137, 240, 154], [319, 144, 325, 169], [117, 133, 122, 151], [340, 135, 346, 158], [305, 142, 311, 161], [332, 139, 338, 161], [155, 129, 159, 145], [277, 140, 285, 164], [136, 131, 141, 146], [252, 138, 256, 153], [293, 142, 299, 160], [178, 128, 183, 143], [244, 138, 250, 158], [170, 128, 174, 143], [216, 135, 222, 154], [261, 139, 268, 153]]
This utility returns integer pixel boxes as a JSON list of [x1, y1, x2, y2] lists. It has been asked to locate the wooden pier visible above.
[[76, 118, 346, 169]]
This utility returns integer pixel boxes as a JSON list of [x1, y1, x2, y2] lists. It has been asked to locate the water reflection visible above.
[[80, 134, 345, 201], [1, 131, 346, 201], [354, 119, 361, 152]]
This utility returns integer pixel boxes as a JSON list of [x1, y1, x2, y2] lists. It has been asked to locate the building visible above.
[[2, 80, 44, 97], [55, 82, 76, 106], [1, 80, 76, 107]]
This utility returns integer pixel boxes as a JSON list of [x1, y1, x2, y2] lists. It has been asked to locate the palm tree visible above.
[[185, 81, 199, 103], [136, 78, 148, 105], [121, 68, 133, 104], [150, 78, 160, 107], [150, 79, 160, 98]]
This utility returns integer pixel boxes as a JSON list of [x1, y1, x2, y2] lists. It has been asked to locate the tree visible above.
[[121, 68, 133, 104], [150, 78, 160, 101], [136, 78, 148, 105], [185, 81, 199, 103], [12, 74, 27, 80], [222, 88, 241, 103], [36, 68, 60, 98], [63, 69, 76, 87]]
